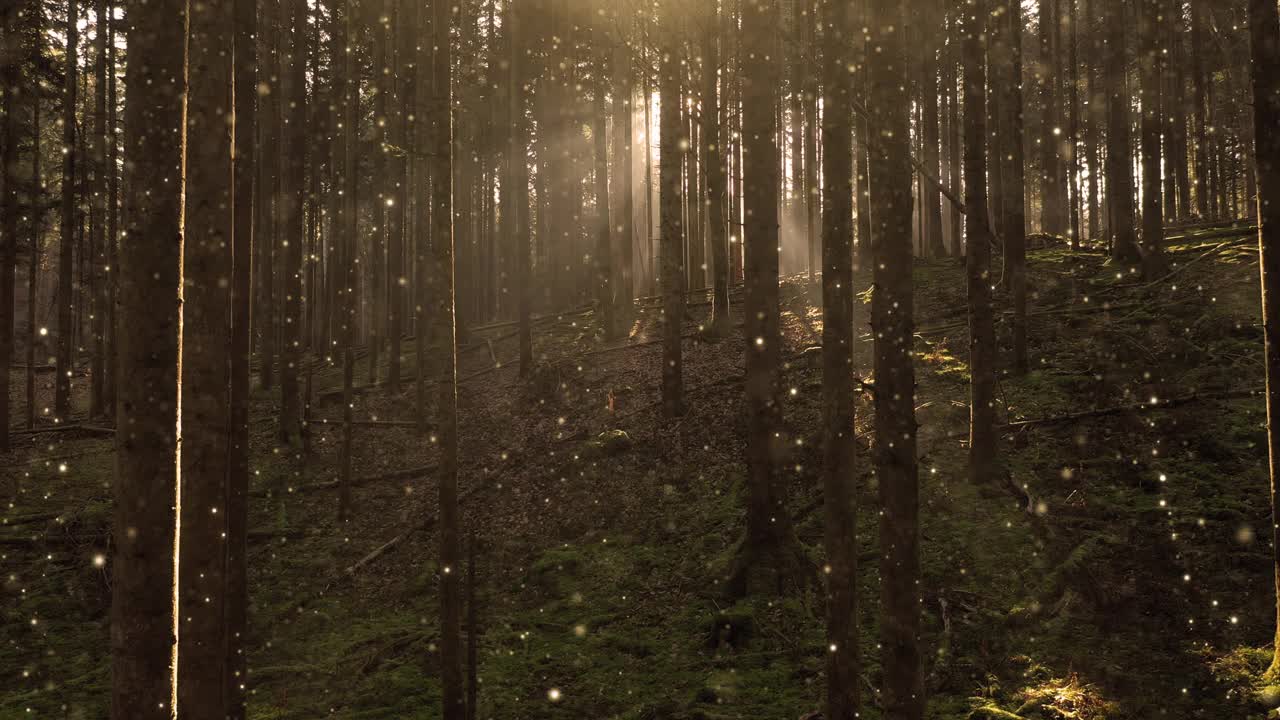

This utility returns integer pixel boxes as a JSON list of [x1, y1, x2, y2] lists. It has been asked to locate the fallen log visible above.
[[249, 463, 437, 498]]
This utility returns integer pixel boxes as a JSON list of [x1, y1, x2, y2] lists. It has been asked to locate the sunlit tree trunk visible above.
[[593, 34, 614, 340], [112, 0, 184, 713], [1248, 0, 1280, 680], [869, 0, 922, 712]]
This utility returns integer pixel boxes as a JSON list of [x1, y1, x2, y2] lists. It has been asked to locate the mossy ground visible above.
[[3, 225, 1276, 718]]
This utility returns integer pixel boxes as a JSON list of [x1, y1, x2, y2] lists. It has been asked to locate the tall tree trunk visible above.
[[388, 0, 412, 393], [26, 4, 42, 431], [1067, 0, 1082, 250], [279, 0, 306, 443], [226, 0, 257, 714], [0, 3, 15, 452], [1002, 0, 1029, 374], [57, 0, 78, 419], [922, 0, 946, 259], [703, 3, 729, 334], [176, 0, 236, 714], [1171, 0, 1191, 220], [966, 0, 998, 487], [104, 0, 118, 417], [659, 2, 685, 418], [1039, 0, 1066, 235], [257, 0, 280, 391], [613, 21, 635, 317], [1191, 0, 1209, 218], [338, 0, 357, 521], [430, 0, 464, 711], [871, 0, 923, 712], [729, 0, 806, 597], [1139, 0, 1165, 278], [112, 0, 184, 712], [507, 1, 531, 376], [1107, 0, 1139, 263], [820, 0, 859, 713], [1248, 0, 1280, 680], [593, 37, 614, 341], [89, 0, 108, 418]]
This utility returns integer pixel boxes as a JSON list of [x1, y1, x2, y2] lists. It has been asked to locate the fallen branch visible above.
[[1004, 387, 1263, 431], [249, 463, 437, 498], [8, 423, 115, 437]]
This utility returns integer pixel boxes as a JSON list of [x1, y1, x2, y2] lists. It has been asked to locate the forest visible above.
[[1, 0, 1280, 717]]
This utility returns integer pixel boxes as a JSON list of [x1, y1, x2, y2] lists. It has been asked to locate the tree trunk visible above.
[[659, 2, 685, 418], [112, 0, 184, 712], [257, 0, 280, 391], [1107, 0, 1139, 264], [966, 0, 997, 487], [279, 0, 306, 443], [1001, 0, 1028, 374], [703, 4, 729, 334], [1040, 0, 1066, 235], [104, 1, 118, 417], [177, 1, 236, 714], [339, 0, 357, 521], [593, 38, 614, 341], [57, 0, 78, 419], [88, 0, 108, 418], [26, 5, 42, 431], [226, 0, 257, 715], [1248, 0, 1280, 680], [869, 0, 923, 713], [1191, 0, 1209, 218], [820, 0, 859, 713], [0, 5, 16, 453], [1139, 0, 1165, 279], [430, 0, 464, 711]]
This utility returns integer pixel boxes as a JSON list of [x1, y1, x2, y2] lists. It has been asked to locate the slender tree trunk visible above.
[[731, 0, 806, 597], [966, 0, 997, 487], [1139, 0, 1165, 278], [1002, 0, 1028, 374], [1107, 0, 1139, 264], [1191, 0, 1209, 218], [869, 0, 923, 712], [88, 0, 108, 418], [112, 0, 184, 712], [257, 0, 280, 391], [820, 0, 859, 713], [57, 0, 78, 419], [338, 0, 357, 522], [388, 0, 410, 394], [176, 1, 236, 714], [0, 4, 15, 452], [703, 4, 730, 334], [104, 1, 118, 417], [226, 0, 257, 714], [508, 1, 531, 376], [613, 23, 635, 316], [278, 0, 306, 443], [593, 37, 614, 340], [430, 0, 464, 711], [26, 6, 41, 431], [1248, 0, 1280, 680], [1039, 0, 1066, 235], [659, 3, 685, 418]]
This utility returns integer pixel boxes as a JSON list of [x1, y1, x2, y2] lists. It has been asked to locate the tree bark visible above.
[[1107, 0, 1139, 264], [430, 0, 464, 711], [703, 5, 730, 334], [966, 0, 997, 486], [112, 0, 184, 713], [1001, 0, 1028, 374], [659, 2, 685, 418], [593, 36, 614, 341], [0, 3, 16, 453], [1139, 0, 1166, 279], [89, 0, 108, 418], [1248, 0, 1280, 680], [869, 0, 923, 713], [56, 0, 78, 419], [226, 0, 257, 714], [278, 0, 306, 443], [820, 0, 859, 713], [176, 1, 236, 714]]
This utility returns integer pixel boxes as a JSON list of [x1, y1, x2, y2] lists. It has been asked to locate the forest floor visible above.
[[4, 221, 1279, 719]]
